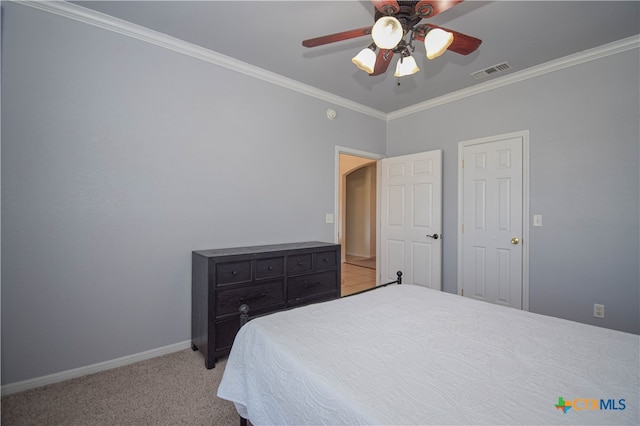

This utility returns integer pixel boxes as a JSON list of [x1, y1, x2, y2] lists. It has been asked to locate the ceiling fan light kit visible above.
[[303, 0, 481, 79], [371, 16, 404, 49], [394, 54, 420, 77], [424, 28, 454, 59], [352, 45, 377, 74]]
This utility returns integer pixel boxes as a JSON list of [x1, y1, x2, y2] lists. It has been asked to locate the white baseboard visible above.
[[1, 340, 192, 396], [346, 252, 371, 259]]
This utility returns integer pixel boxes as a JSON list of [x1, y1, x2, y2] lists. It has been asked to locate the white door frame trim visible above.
[[456, 130, 530, 311]]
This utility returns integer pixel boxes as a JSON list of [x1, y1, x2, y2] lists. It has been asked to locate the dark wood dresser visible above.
[[191, 241, 341, 368]]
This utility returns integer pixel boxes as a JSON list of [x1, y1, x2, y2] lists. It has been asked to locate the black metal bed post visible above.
[[239, 305, 250, 426], [239, 304, 249, 327]]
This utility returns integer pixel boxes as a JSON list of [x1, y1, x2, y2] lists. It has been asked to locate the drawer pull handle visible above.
[[323, 257, 328, 262], [231, 271, 238, 275], [297, 261, 304, 266], [304, 282, 320, 289], [268, 265, 273, 271]]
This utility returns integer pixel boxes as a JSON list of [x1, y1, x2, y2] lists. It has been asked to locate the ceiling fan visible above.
[[302, 0, 482, 77]]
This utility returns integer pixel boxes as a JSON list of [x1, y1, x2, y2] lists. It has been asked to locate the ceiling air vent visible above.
[[471, 62, 512, 80]]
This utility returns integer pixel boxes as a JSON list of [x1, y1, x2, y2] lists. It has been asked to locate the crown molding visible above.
[[16, 0, 387, 121], [387, 35, 640, 121], [14, 2, 639, 123]]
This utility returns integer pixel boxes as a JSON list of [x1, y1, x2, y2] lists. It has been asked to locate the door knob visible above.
[[427, 233, 439, 240], [511, 237, 520, 245]]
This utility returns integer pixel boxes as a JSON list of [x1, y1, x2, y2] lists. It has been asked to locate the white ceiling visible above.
[[73, 1, 640, 114]]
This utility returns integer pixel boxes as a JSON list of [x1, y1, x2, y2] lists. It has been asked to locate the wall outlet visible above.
[[593, 303, 605, 319]]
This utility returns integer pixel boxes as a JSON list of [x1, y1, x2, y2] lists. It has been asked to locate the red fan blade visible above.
[[372, 0, 400, 15], [415, 1, 464, 18], [370, 49, 394, 76], [446, 30, 482, 55], [302, 27, 372, 48], [414, 25, 482, 55]]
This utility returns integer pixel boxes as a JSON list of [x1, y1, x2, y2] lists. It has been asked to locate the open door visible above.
[[379, 150, 443, 289]]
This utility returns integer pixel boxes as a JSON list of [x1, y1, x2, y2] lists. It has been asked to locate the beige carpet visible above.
[[1, 349, 239, 426]]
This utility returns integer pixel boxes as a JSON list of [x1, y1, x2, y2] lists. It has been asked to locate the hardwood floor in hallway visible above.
[[341, 262, 376, 296]]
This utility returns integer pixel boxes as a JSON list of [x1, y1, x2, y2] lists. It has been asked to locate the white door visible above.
[[379, 150, 442, 289], [459, 133, 527, 309]]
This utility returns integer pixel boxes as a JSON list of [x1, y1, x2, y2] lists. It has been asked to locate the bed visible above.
[[217, 283, 639, 425]]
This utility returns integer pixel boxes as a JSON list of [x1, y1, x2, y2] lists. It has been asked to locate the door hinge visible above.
[[461, 289, 464, 297], [461, 224, 464, 233], [461, 159, 464, 168]]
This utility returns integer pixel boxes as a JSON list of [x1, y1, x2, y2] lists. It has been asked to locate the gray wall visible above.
[[387, 49, 640, 334], [1, 3, 385, 384]]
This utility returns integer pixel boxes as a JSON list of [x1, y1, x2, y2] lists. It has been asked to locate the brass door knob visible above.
[[511, 237, 520, 245]]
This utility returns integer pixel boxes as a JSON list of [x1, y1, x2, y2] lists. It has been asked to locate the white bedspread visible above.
[[217, 284, 639, 425]]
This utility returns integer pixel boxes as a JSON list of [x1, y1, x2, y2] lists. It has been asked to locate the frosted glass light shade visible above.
[[394, 55, 419, 77], [371, 16, 403, 49], [424, 28, 454, 59], [352, 48, 377, 74]]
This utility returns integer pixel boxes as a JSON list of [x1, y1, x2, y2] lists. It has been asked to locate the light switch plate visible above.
[[533, 214, 543, 227], [325, 213, 334, 224]]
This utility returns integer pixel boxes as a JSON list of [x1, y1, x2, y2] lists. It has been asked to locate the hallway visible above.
[[341, 262, 376, 296]]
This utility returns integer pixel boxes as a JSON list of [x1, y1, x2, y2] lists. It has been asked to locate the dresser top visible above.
[[193, 241, 339, 258]]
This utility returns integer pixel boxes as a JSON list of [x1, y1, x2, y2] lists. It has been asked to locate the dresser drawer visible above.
[[215, 260, 252, 285], [287, 271, 337, 304], [287, 254, 313, 275], [216, 280, 284, 316], [214, 317, 240, 352], [315, 250, 338, 270], [214, 304, 281, 352], [255, 257, 285, 279]]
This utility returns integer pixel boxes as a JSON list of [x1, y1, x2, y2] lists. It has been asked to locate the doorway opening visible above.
[[345, 164, 377, 267], [335, 147, 384, 296]]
